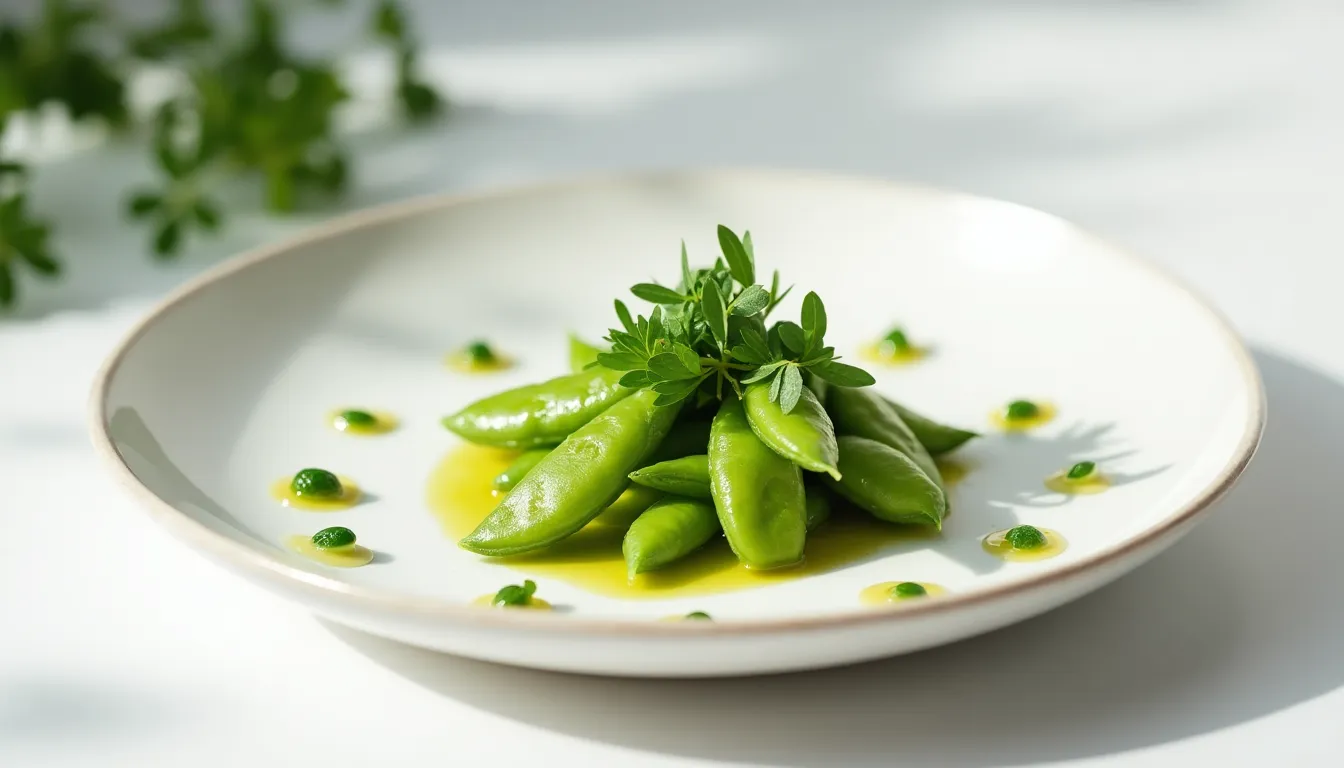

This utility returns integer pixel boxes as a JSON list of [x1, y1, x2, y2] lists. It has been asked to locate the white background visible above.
[[4, 1, 1343, 765]]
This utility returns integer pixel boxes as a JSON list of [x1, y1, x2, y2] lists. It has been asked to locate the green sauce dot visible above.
[[1066, 461, 1096, 480], [1005, 525, 1047, 550], [311, 526, 356, 549], [883, 328, 911, 353], [338, 409, 377, 427], [290, 468, 343, 498], [889, 582, 927, 599], [492, 579, 537, 607], [466, 341, 496, 364], [684, 611, 713, 620], [1004, 400, 1040, 421]]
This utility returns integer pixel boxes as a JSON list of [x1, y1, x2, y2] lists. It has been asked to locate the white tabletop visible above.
[[4, 2, 1342, 765]]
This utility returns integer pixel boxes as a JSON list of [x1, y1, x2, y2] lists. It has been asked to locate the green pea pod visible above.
[[460, 390, 680, 555], [709, 396, 807, 570], [743, 381, 840, 479], [628, 455, 712, 499], [491, 448, 551, 492], [641, 419, 712, 466], [568, 333, 604, 373], [623, 496, 719, 578], [825, 435, 945, 528], [804, 487, 831, 531], [883, 398, 978, 456], [827, 386, 943, 488], [442, 368, 630, 449]]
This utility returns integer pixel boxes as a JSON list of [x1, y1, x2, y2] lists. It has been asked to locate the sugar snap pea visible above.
[[623, 496, 720, 578], [628, 455, 712, 499], [709, 396, 807, 570], [824, 435, 945, 528], [459, 389, 680, 556], [623, 483, 831, 577], [492, 448, 551, 493], [442, 367, 630, 449], [883, 398, 978, 456], [828, 386, 943, 488], [743, 380, 841, 479]]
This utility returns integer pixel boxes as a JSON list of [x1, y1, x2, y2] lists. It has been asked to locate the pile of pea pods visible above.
[[444, 337, 976, 578]]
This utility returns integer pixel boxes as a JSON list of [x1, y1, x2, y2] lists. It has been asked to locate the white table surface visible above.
[[4, 1, 1343, 765]]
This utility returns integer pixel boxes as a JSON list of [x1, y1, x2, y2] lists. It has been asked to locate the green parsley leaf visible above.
[[631, 283, 690, 304], [730, 284, 770, 317], [779, 364, 804, 413], [716, 225, 754, 286], [809, 360, 876, 387], [702, 279, 728, 350], [776, 321, 806, 355], [801, 291, 827, 351]]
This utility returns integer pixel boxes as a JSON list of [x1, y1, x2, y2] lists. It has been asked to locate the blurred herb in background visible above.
[[0, 0, 444, 309]]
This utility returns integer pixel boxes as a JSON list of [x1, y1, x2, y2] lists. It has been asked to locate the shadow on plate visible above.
[[326, 348, 1335, 767]]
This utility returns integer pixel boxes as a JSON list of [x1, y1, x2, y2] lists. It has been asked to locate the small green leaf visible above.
[[779, 364, 804, 414], [597, 352, 647, 371], [702, 280, 728, 349], [153, 220, 183, 258], [192, 200, 221, 231], [373, 0, 407, 41], [742, 230, 755, 262], [631, 283, 689, 304], [768, 365, 785, 402], [741, 327, 773, 360], [648, 352, 694, 380], [716, 225, 754, 286], [809, 360, 876, 387], [801, 291, 827, 348], [18, 247, 60, 276], [127, 192, 162, 218], [740, 360, 786, 384], [730, 344, 769, 365], [492, 579, 538, 607], [619, 370, 655, 388], [673, 343, 702, 376], [0, 262, 13, 306], [776, 321, 806, 355], [646, 306, 665, 347], [613, 299, 636, 334], [730, 285, 770, 316], [652, 376, 704, 396], [680, 240, 693, 292]]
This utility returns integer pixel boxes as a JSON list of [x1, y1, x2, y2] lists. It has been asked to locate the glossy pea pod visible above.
[[628, 455, 712, 499], [742, 381, 841, 479], [622, 485, 831, 578], [824, 435, 946, 528], [492, 448, 551, 493], [709, 396, 808, 570], [623, 496, 719, 579], [883, 398, 978, 456], [459, 389, 681, 555], [442, 368, 630, 448], [827, 386, 943, 488]]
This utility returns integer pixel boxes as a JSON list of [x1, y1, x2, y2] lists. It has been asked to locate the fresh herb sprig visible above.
[[0, 0, 445, 309], [598, 225, 876, 414]]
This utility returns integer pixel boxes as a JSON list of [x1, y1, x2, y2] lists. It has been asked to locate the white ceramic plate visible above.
[[90, 169, 1263, 677]]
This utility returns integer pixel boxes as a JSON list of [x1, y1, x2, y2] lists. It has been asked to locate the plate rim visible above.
[[87, 167, 1267, 636]]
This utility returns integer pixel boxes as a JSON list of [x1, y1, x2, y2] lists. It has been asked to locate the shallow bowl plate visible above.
[[90, 169, 1263, 677]]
